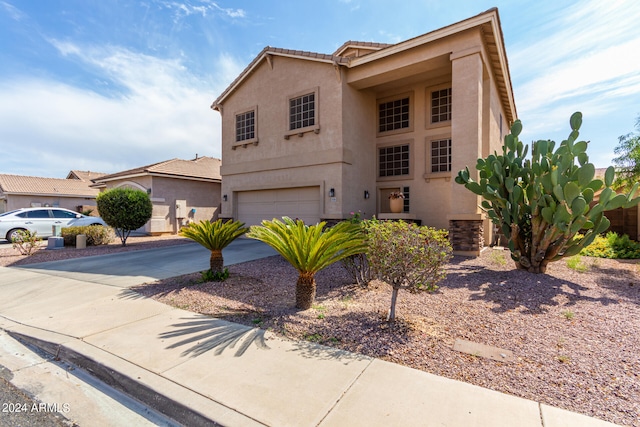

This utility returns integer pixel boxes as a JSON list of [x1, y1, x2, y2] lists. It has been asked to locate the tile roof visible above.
[[332, 40, 393, 56], [67, 170, 107, 181], [0, 174, 99, 197], [94, 156, 222, 182]]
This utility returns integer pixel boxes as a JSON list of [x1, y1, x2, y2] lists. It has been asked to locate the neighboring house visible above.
[[67, 170, 107, 182], [0, 174, 100, 214], [211, 8, 516, 255], [92, 156, 222, 235]]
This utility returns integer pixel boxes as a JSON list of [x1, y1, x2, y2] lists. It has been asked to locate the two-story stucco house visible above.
[[211, 8, 517, 255]]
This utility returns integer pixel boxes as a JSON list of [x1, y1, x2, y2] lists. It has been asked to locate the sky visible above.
[[1, 0, 639, 178]]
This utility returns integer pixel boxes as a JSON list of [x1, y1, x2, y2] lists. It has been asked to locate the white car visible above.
[[0, 207, 108, 241]]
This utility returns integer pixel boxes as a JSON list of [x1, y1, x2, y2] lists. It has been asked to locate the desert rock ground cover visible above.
[[2, 238, 638, 425], [133, 250, 640, 427]]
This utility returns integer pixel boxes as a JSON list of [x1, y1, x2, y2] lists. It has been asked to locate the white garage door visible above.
[[237, 187, 321, 226]]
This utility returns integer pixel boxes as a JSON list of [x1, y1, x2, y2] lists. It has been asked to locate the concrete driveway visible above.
[[14, 238, 277, 288]]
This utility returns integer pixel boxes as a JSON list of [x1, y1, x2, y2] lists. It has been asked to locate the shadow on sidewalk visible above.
[[160, 318, 270, 357]]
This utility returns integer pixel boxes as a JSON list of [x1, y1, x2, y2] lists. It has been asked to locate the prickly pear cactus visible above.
[[455, 112, 640, 273]]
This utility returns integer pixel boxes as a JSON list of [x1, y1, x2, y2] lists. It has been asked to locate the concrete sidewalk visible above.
[[0, 241, 620, 426]]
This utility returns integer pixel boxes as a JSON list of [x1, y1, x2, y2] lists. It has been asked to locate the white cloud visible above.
[[0, 42, 244, 177], [507, 0, 640, 163], [156, 0, 245, 21], [0, 1, 24, 21]]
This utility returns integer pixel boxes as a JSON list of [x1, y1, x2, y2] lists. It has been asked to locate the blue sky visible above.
[[1, 0, 639, 178]]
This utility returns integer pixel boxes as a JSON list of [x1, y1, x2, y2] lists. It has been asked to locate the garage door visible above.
[[237, 187, 321, 226]]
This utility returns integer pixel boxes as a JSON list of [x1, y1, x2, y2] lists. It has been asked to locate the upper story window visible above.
[[431, 138, 452, 173], [289, 93, 315, 131], [379, 144, 410, 177], [236, 110, 255, 142], [430, 87, 451, 124], [379, 97, 409, 133]]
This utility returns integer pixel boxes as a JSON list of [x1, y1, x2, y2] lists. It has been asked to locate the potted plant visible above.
[[388, 191, 405, 213]]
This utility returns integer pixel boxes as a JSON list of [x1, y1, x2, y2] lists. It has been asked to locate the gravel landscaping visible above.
[[3, 236, 639, 425], [132, 249, 640, 427]]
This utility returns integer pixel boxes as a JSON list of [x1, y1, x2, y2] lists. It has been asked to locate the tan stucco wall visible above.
[[150, 176, 221, 233], [340, 77, 377, 219], [220, 56, 348, 220], [2, 195, 96, 213]]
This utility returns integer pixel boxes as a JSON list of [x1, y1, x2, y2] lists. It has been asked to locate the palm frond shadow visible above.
[[160, 318, 270, 357], [288, 340, 371, 364]]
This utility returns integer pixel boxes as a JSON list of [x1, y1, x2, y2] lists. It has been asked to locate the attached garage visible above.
[[237, 187, 321, 226]]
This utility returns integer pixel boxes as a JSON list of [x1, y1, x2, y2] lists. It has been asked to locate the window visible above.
[[379, 97, 409, 133], [17, 209, 50, 218], [431, 138, 452, 173], [431, 88, 451, 124], [289, 93, 315, 131], [235, 110, 255, 142], [52, 209, 77, 219], [379, 144, 410, 177]]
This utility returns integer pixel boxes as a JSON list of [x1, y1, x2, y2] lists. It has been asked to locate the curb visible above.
[[6, 328, 264, 427]]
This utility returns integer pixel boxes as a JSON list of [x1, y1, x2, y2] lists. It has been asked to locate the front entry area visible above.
[[237, 187, 321, 226]]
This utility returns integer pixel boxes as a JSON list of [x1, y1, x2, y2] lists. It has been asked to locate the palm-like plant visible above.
[[247, 217, 367, 309], [180, 219, 248, 274]]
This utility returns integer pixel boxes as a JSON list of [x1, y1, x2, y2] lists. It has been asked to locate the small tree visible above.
[[179, 219, 248, 277], [367, 221, 452, 322], [456, 112, 640, 273], [613, 114, 640, 189], [96, 188, 153, 246], [247, 217, 367, 310], [12, 230, 41, 256]]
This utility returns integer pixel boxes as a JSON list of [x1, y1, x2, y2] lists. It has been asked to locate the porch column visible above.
[[448, 48, 485, 255]]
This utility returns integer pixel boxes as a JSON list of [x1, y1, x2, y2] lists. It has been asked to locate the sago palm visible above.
[[180, 219, 248, 274], [247, 217, 367, 309]]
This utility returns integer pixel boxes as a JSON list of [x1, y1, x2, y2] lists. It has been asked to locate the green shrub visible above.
[[200, 268, 230, 282], [580, 231, 640, 259], [366, 220, 452, 322], [565, 255, 588, 272], [96, 188, 153, 246], [61, 226, 114, 246]]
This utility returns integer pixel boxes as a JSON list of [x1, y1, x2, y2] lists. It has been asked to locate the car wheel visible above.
[[7, 228, 27, 241]]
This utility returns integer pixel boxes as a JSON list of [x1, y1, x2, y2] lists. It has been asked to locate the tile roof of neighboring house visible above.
[[0, 174, 99, 198], [66, 170, 107, 181], [93, 156, 222, 183]]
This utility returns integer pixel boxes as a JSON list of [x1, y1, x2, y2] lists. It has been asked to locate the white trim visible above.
[[115, 181, 147, 192]]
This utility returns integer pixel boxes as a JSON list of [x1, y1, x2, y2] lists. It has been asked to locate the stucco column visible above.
[[448, 49, 485, 254]]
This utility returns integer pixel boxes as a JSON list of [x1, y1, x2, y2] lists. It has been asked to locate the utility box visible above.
[[52, 225, 62, 237], [47, 237, 64, 250], [175, 200, 187, 218]]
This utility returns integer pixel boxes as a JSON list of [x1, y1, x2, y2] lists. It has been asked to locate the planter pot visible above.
[[389, 198, 403, 213]]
